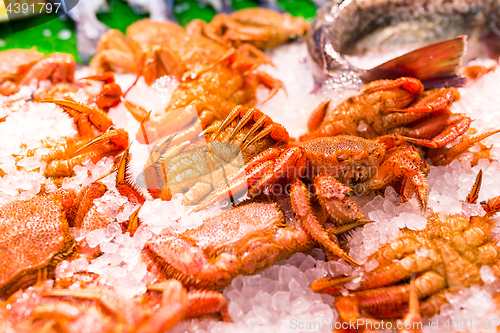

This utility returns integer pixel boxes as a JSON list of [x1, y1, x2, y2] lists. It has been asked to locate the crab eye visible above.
[[337, 151, 349, 162]]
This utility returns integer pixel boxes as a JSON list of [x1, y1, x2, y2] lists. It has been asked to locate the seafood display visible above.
[[2, 3, 500, 333]]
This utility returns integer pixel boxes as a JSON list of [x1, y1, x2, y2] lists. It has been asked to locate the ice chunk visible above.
[[480, 265, 497, 284], [290, 296, 311, 315]]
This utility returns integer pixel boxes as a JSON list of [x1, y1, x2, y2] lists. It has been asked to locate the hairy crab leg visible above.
[[358, 146, 429, 208], [43, 99, 114, 136], [427, 129, 500, 165], [44, 128, 129, 178], [400, 115, 471, 148], [93, 144, 147, 205], [290, 180, 359, 266]]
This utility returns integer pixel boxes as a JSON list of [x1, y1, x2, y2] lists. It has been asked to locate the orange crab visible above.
[[141, 105, 289, 203], [0, 147, 153, 299], [301, 77, 472, 152], [188, 7, 310, 49], [142, 196, 368, 291], [0, 49, 75, 96], [312, 170, 500, 327], [195, 134, 431, 215], [133, 49, 284, 145], [0, 181, 109, 298], [1, 279, 230, 332]]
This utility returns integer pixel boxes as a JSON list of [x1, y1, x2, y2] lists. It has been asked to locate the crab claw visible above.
[[80, 72, 122, 109]]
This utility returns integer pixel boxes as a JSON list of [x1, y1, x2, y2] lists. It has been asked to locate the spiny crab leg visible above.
[[425, 129, 500, 165], [43, 98, 114, 136], [43, 128, 129, 178], [290, 179, 359, 266], [142, 134, 190, 201], [72, 128, 129, 157], [209, 105, 288, 150], [126, 205, 143, 236], [95, 144, 147, 206]]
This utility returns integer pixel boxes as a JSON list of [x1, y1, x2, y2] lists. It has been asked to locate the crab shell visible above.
[[299, 136, 385, 184], [0, 195, 75, 298]]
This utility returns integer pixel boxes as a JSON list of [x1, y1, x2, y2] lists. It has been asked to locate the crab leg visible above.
[[401, 114, 471, 148], [361, 77, 423, 95], [44, 129, 129, 178], [428, 129, 500, 165], [82, 73, 123, 110], [142, 45, 185, 84], [43, 287, 124, 318], [69, 182, 108, 228], [332, 271, 443, 324], [400, 275, 423, 333], [185, 290, 231, 322], [88, 29, 138, 75], [290, 180, 359, 266], [44, 99, 114, 136], [306, 99, 330, 132], [389, 87, 456, 113], [135, 104, 199, 144], [190, 147, 284, 211], [210, 105, 288, 146], [466, 170, 482, 204], [358, 146, 429, 208], [113, 145, 147, 205], [139, 280, 188, 333], [299, 98, 346, 141]]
